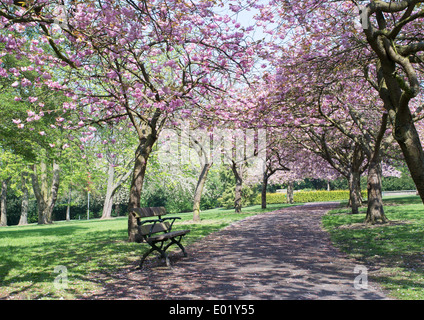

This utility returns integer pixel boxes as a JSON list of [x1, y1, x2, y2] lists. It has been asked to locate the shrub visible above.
[[293, 190, 364, 203], [218, 185, 256, 209], [254, 193, 286, 205], [255, 190, 367, 205]]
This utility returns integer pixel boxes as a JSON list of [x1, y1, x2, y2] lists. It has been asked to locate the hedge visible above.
[[255, 190, 367, 204], [254, 193, 286, 204]]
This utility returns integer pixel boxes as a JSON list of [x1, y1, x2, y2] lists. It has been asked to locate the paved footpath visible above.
[[86, 202, 390, 300]]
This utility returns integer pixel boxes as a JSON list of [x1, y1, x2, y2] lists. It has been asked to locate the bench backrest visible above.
[[138, 221, 171, 236], [130, 207, 167, 218], [130, 207, 169, 238]]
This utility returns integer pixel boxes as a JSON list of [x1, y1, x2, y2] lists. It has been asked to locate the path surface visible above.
[[86, 203, 389, 300]]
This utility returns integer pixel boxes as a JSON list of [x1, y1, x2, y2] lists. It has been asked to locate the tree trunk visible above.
[[101, 164, 115, 219], [193, 162, 212, 222], [66, 188, 71, 221], [18, 180, 29, 225], [286, 181, 294, 204], [261, 173, 268, 209], [231, 162, 243, 213], [394, 122, 424, 203], [102, 164, 132, 220], [374, 58, 424, 203], [0, 179, 10, 227], [128, 135, 156, 242], [365, 160, 388, 224], [31, 160, 61, 225], [348, 171, 362, 214]]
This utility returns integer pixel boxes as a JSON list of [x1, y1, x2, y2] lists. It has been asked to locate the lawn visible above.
[[322, 195, 424, 300], [0, 203, 295, 300]]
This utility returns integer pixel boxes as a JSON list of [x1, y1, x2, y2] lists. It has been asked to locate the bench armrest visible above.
[[161, 217, 181, 231], [138, 219, 162, 238]]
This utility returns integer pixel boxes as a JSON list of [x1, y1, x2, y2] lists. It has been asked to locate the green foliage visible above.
[[382, 168, 416, 191], [217, 184, 256, 209]]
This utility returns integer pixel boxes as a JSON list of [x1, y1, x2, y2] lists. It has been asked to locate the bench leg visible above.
[[164, 236, 188, 257], [140, 236, 188, 268], [140, 248, 155, 268], [175, 238, 188, 257], [150, 242, 172, 267]]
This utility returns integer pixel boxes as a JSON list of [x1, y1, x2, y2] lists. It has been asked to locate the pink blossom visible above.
[[21, 78, 31, 87], [12, 119, 21, 124], [39, 131, 46, 136]]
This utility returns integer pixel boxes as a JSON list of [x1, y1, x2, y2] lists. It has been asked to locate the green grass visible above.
[[0, 203, 295, 300], [322, 195, 424, 300]]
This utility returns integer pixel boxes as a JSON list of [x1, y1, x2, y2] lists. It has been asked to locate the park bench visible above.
[[130, 207, 190, 268]]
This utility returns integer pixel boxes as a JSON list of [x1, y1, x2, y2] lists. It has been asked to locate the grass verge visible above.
[[0, 203, 295, 300], [322, 195, 424, 300]]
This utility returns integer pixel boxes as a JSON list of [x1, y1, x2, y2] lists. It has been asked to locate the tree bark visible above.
[[66, 188, 71, 221], [101, 164, 115, 219], [102, 164, 133, 219], [0, 178, 10, 227], [261, 173, 268, 209], [193, 162, 213, 222], [231, 161, 243, 213], [18, 174, 29, 225], [365, 112, 389, 224], [348, 170, 362, 214], [127, 135, 156, 242], [31, 160, 61, 225], [365, 160, 388, 224], [394, 122, 424, 203], [286, 181, 294, 204]]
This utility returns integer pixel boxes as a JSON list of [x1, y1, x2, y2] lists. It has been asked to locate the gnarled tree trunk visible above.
[[365, 113, 389, 224], [365, 160, 387, 224]]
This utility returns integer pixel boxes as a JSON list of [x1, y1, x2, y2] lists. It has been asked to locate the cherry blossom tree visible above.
[[254, 0, 424, 205], [0, 0, 257, 239]]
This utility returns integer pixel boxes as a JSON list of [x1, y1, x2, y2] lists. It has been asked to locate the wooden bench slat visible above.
[[130, 207, 167, 218], [139, 222, 170, 236], [147, 229, 190, 243]]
